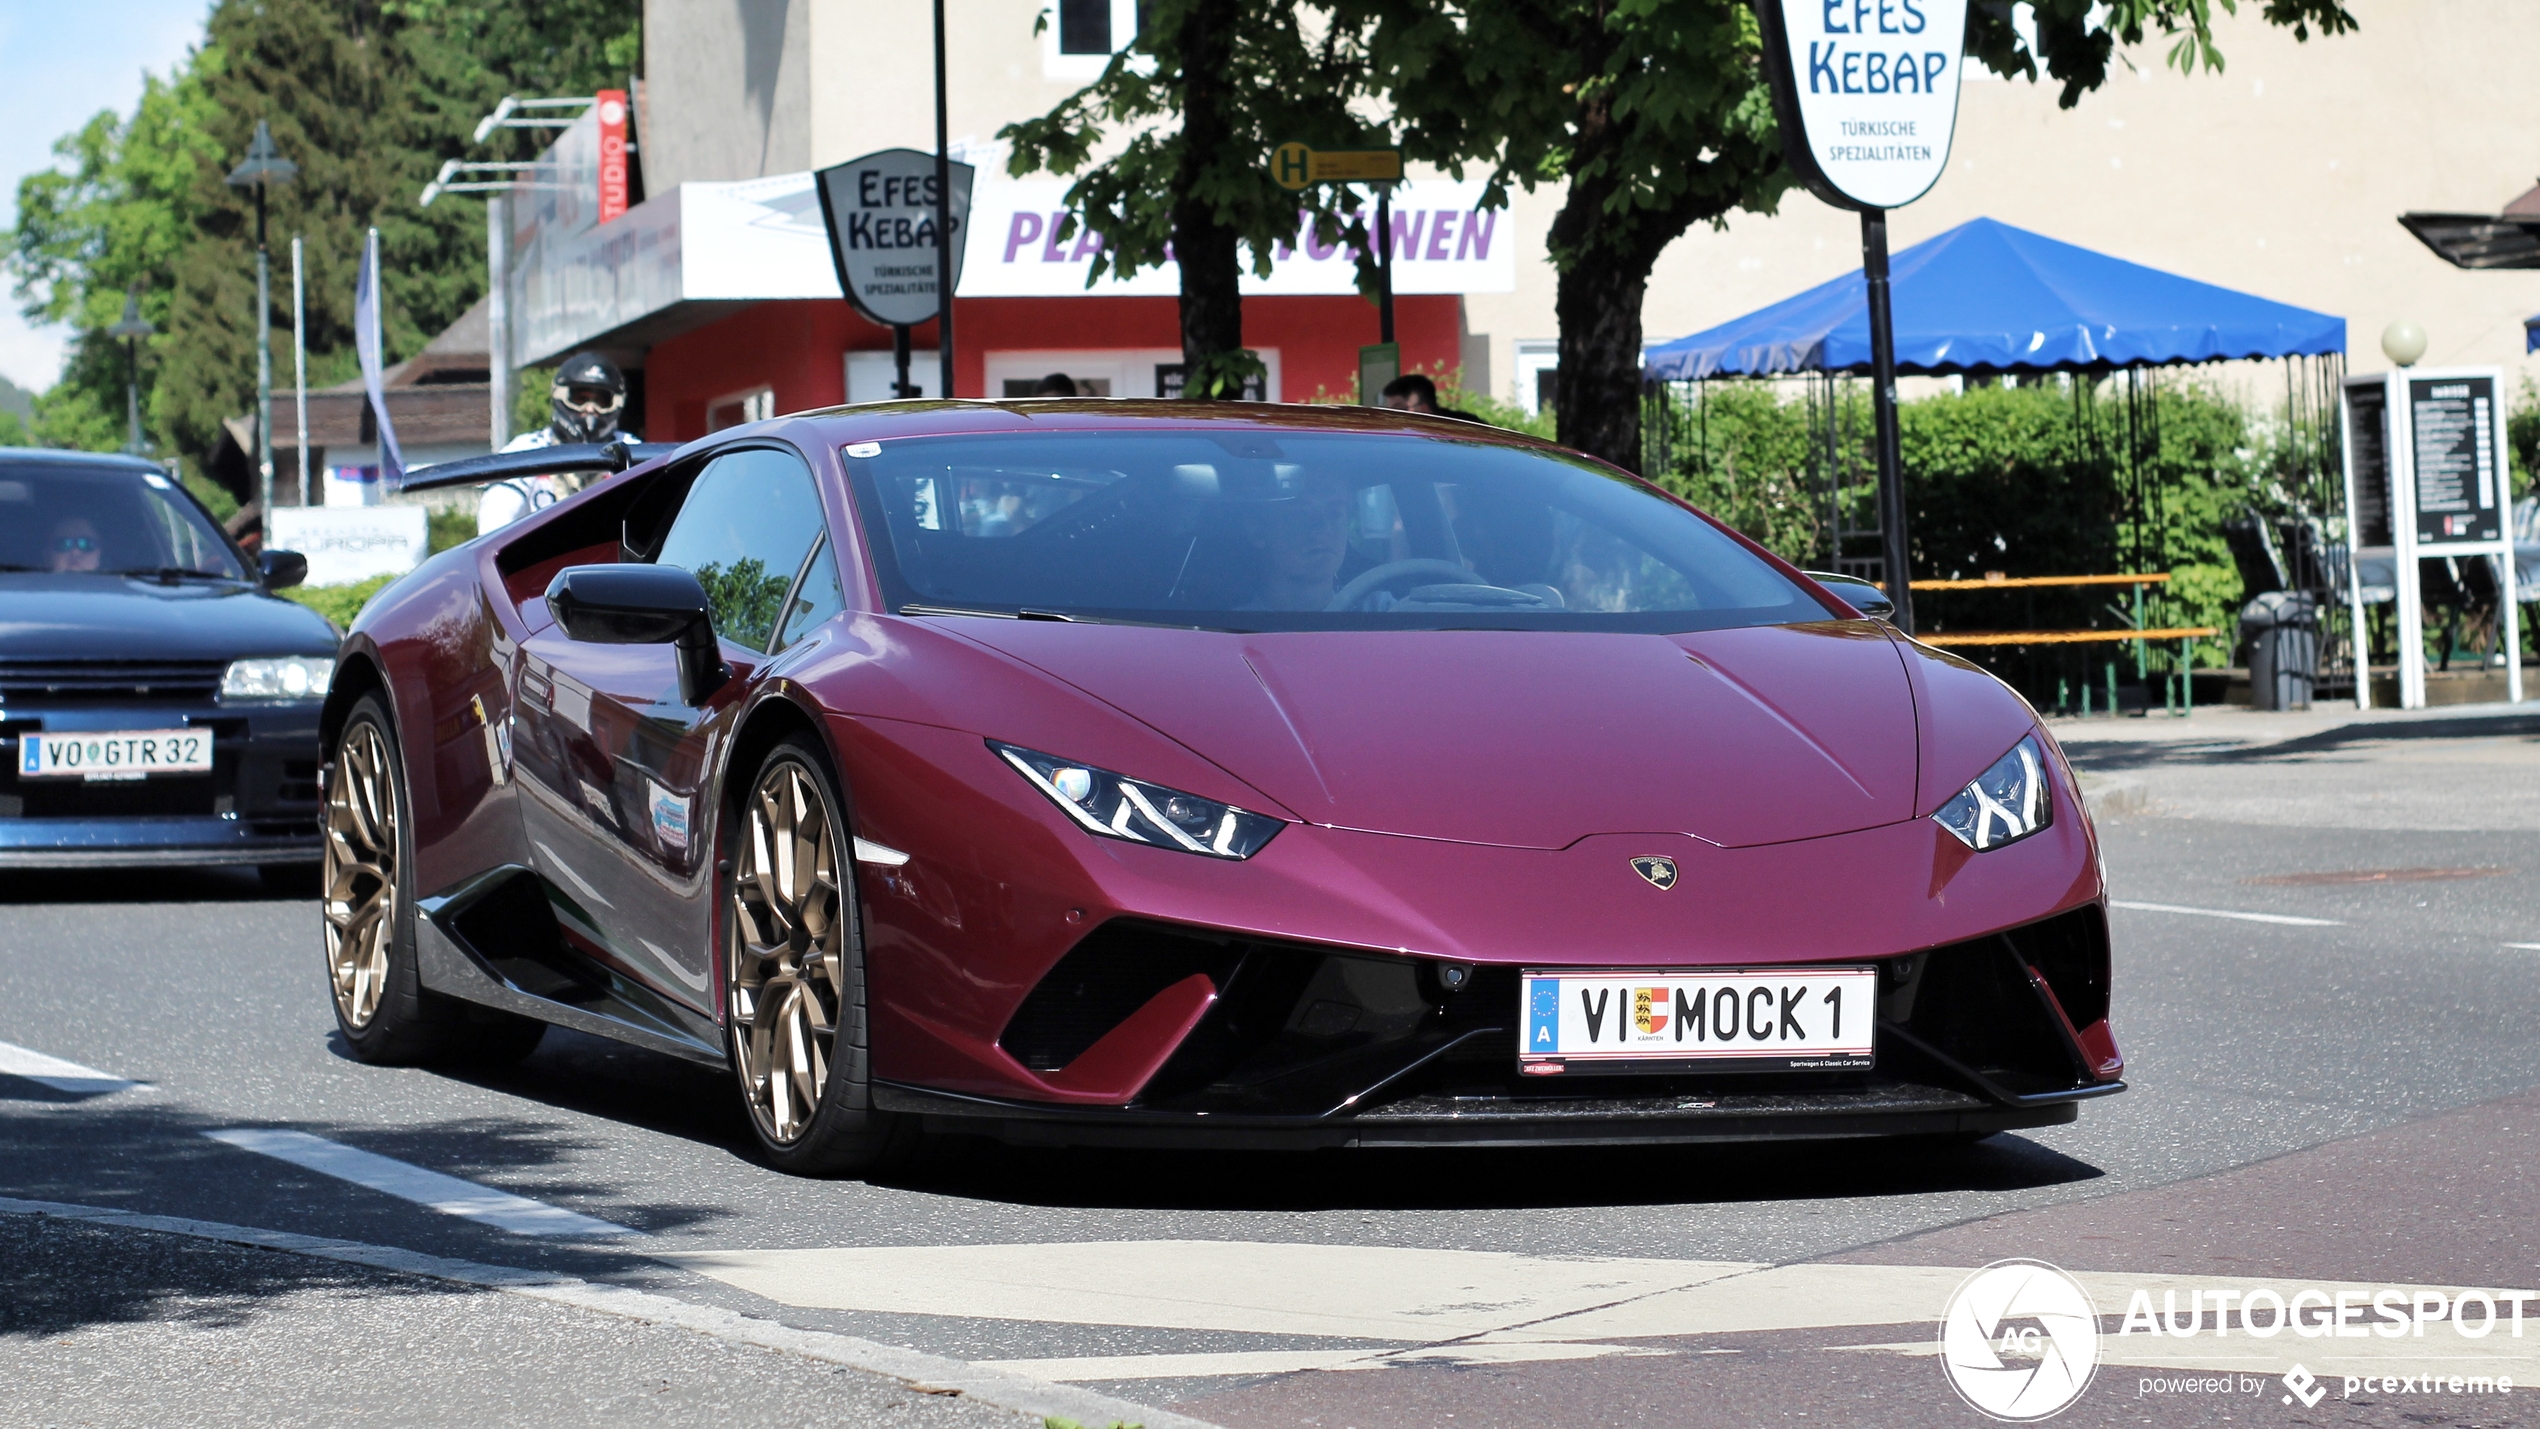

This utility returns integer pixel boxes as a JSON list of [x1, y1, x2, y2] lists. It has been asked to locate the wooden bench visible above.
[[1899, 573, 2217, 714]]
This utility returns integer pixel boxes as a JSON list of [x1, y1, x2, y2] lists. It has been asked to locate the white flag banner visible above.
[[355, 227, 405, 489]]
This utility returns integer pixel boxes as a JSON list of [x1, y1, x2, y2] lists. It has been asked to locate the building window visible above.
[[1513, 340, 1559, 416], [1044, 0, 1145, 79], [708, 387, 775, 431], [1156, 364, 1267, 401], [1057, 0, 1110, 54]]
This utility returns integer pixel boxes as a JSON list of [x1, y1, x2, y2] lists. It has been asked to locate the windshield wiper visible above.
[[112, 566, 234, 581], [0, 563, 42, 573]]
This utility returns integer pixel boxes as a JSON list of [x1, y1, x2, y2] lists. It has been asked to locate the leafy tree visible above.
[[7, 68, 225, 453], [1001, 0, 1378, 398], [1338, 0, 2357, 475], [5, 0, 637, 475]]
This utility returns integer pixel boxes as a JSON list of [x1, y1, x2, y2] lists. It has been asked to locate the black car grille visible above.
[[0, 659, 227, 708]]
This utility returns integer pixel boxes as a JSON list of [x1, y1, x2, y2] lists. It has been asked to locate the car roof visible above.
[[775, 399, 1561, 453], [0, 447, 164, 473]]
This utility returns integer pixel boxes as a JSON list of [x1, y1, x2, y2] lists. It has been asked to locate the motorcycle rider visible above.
[[476, 352, 633, 535]]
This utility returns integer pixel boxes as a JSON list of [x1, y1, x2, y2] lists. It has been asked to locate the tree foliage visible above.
[[1001, 0, 1377, 398], [4, 0, 638, 473]]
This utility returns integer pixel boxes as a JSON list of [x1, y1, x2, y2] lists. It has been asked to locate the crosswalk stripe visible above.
[[201, 1128, 637, 1238], [985, 1341, 1666, 1381], [2110, 900, 2343, 927], [0, 1039, 140, 1094]]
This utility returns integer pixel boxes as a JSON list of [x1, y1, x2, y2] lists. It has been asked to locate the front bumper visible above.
[[0, 703, 324, 869], [900, 904, 2124, 1150]]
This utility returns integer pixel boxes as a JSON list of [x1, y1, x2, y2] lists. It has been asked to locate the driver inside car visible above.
[[1238, 472, 1361, 610]]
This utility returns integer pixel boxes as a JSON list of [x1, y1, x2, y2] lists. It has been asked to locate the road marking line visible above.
[[2109, 899, 2343, 927], [2504, 943, 2540, 951], [985, 1340, 1667, 1382], [200, 1128, 636, 1238], [0, 1195, 1217, 1429], [659, 1241, 1761, 1339], [0, 1039, 140, 1094]]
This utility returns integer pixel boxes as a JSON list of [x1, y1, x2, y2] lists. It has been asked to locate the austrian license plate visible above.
[[18, 729, 214, 781], [1519, 967, 1877, 1075]]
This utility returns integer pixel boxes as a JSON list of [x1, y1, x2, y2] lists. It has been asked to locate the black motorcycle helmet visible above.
[[550, 352, 626, 444]]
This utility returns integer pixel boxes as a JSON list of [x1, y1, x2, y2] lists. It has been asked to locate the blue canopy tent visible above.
[[1645, 217, 2345, 380], [1641, 217, 2357, 708]]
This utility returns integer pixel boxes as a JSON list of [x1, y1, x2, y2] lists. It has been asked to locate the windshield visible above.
[[845, 430, 1823, 632], [0, 463, 249, 581]]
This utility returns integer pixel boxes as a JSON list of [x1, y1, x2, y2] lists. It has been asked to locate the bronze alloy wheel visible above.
[[729, 752, 848, 1145], [323, 716, 399, 1030]]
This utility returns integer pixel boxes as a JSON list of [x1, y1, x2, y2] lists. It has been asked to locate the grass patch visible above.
[[282, 573, 397, 631]]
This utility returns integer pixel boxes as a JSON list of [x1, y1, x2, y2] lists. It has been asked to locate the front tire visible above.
[[724, 735, 914, 1176], [323, 694, 546, 1067]]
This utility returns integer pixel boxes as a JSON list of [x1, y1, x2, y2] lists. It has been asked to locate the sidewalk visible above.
[[2050, 697, 2540, 753], [2055, 699, 2540, 833]]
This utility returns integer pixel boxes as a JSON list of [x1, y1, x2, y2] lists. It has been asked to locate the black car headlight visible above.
[[992, 741, 1283, 860], [1932, 735, 2054, 851], [219, 655, 335, 702]]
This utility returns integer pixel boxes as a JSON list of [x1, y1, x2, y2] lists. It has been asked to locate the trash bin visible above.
[[2240, 591, 2317, 710]]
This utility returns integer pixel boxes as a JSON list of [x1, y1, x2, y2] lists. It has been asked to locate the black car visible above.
[[0, 449, 337, 874]]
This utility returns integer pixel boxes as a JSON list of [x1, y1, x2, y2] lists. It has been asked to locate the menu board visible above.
[[2345, 382, 2392, 547], [2409, 375, 2502, 544]]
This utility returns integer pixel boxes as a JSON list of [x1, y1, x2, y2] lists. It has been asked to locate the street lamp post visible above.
[[105, 287, 154, 455], [226, 120, 296, 537]]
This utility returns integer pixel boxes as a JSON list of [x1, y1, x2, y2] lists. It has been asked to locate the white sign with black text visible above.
[[268, 505, 429, 588], [815, 148, 975, 329], [1755, 0, 1970, 210]]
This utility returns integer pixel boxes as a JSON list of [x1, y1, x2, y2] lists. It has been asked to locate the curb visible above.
[[2078, 773, 2151, 820], [0, 1195, 1221, 1429]]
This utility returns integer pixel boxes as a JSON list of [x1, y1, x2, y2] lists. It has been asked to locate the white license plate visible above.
[[1519, 967, 1877, 1074], [18, 729, 214, 781]]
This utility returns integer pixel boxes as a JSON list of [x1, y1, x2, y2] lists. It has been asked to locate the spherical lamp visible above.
[[2380, 320, 2428, 367]]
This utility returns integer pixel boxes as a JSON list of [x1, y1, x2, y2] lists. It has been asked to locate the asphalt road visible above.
[[3, 705, 2536, 1428]]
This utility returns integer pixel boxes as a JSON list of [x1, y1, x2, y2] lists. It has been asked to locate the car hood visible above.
[[945, 620, 1920, 849], [0, 573, 339, 661]]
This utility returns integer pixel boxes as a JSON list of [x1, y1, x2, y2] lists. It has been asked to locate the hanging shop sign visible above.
[[1753, 0, 1972, 211], [2339, 367, 2520, 711], [815, 148, 975, 329]]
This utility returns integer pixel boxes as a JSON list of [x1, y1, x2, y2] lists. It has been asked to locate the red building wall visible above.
[[642, 293, 1463, 443]]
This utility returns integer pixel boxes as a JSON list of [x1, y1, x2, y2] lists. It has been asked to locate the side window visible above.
[[651, 447, 828, 652], [775, 537, 846, 651]]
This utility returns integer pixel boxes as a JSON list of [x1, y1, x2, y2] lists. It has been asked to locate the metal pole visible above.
[[488, 193, 510, 448], [1377, 186, 1395, 345], [932, 0, 955, 400], [292, 235, 308, 505], [123, 337, 142, 453], [1861, 210, 1912, 635], [893, 324, 914, 399], [255, 184, 274, 534]]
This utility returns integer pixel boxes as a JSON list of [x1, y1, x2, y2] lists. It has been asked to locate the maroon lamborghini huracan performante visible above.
[[317, 402, 2123, 1173]]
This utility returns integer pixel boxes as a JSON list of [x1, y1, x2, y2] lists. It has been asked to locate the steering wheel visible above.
[[1326, 559, 1497, 612]]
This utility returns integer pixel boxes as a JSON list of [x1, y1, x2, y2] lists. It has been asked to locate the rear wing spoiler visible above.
[[398, 440, 682, 494]]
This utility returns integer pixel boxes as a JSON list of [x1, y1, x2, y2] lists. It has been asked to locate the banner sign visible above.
[[2408, 374, 2502, 543], [1754, 0, 1970, 210], [268, 505, 427, 587], [816, 148, 976, 329], [971, 178, 1511, 297], [596, 90, 630, 224]]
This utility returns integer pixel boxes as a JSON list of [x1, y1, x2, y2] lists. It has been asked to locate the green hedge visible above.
[[1651, 377, 2286, 677]]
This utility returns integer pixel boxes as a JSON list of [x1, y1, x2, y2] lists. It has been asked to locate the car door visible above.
[[512, 444, 836, 1017]]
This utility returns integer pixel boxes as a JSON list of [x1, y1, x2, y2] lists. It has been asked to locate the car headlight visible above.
[[1932, 735, 2054, 851], [219, 655, 335, 702], [992, 741, 1283, 860]]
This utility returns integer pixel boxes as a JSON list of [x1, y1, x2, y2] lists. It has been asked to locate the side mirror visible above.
[[260, 549, 308, 591], [545, 564, 732, 706], [1806, 571, 1895, 621]]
